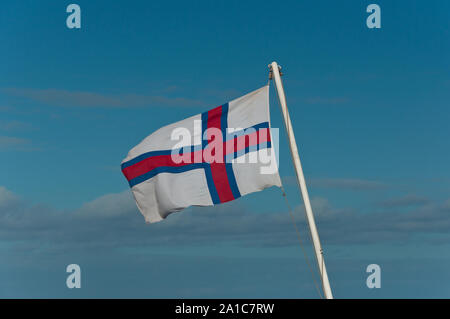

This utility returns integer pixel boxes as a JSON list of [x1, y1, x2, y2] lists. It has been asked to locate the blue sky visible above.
[[0, 0, 449, 298]]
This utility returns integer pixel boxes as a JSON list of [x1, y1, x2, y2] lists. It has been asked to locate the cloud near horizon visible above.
[[1, 186, 450, 256], [378, 194, 430, 208], [282, 176, 387, 191]]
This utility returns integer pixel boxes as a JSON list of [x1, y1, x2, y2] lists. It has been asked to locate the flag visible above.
[[121, 85, 281, 223]]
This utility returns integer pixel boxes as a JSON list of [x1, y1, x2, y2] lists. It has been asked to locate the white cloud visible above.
[[379, 194, 430, 207], [0, 120, 31, 131], [0, 186, 19, 208], [304, 97, 349, 105], [2, 88, 204, 109], [283, 176, 387, 190], [76, 190, 136, 219], [0, 136, 30, 149]]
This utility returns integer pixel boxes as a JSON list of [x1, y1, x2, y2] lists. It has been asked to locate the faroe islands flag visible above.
[[121, 85, 281, 223]]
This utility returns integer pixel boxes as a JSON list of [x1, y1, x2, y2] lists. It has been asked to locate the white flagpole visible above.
[[269, 61, 333, 299]]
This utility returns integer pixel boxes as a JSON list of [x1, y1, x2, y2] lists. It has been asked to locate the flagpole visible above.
[[269, 61, 333, 299]]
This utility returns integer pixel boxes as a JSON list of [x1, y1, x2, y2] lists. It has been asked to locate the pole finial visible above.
[[268, 62, 283, 79]]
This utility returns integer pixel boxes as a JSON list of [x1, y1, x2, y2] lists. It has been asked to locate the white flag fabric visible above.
[[121, 85, 281, 223]]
